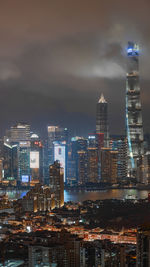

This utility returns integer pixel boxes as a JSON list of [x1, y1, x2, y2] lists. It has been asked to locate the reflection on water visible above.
[[0, 189, 150, 202], [64, 189, 150, 202]]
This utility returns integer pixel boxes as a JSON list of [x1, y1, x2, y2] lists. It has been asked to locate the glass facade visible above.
[[96, 94, 109, 147], [126, 42, 144, 177]]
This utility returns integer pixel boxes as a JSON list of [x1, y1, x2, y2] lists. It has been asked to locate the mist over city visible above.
[[0, 1, 150, 267], [0, 1, 149, 137]]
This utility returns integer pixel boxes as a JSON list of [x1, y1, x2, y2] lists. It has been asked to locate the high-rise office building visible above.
[[30, 139, 44, 185], [28, 245, 64, 267], [109, 137, 127, 180], [54, 141, 67, 182], [126, 42, 144, 178], [88, 134, 101, 181], [136, 226, 150, 267], [0, 159, 3, 183], [96, 93, 109, 147], [101, 148, 118, 184], [28, 230, 81, 267], [69, 137, 88, 184], [18, 141, 31, 185], [18, 139, 44, 185], [49, 161, 64, 208], [2, 142, 18, 183], [143, 152, 150, 184], [44, 126, 68, 184], [47, 126, 68, 166], [87, 147, 99, 183], [88, 134, 97, 148], [77, 150, 87, 185], [5, 123, 31, 143]]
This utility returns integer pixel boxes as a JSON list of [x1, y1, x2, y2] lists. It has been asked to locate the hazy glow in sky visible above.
[[0, 0, 149, 136]]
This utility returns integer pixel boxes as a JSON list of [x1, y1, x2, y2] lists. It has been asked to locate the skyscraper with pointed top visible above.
[[126, 42, 144, 177], [96, 93, 109, 147]]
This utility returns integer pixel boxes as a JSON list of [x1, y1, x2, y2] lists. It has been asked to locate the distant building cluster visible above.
[[0, 42, 149, 188], [0, 119, 128, 187]]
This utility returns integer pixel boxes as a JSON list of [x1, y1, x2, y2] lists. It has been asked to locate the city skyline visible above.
[[0, 2, 150, 266], [0, 1, 149, 137]]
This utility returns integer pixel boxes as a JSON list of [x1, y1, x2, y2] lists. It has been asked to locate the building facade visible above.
[[47, 126, 68, 166], [96, 93, 109, 147], [109, 137, 127, 181], [126, 42, 144, 178], [54, 141, 67, 182], [5, 123, 30, 143], [77, 150, 87, 185], [68, 137, 88, 184], [87, 147, 99, 183], [101, 148, 118, 184], [136, 226, 150, 267], [49, 161, 64, 208]]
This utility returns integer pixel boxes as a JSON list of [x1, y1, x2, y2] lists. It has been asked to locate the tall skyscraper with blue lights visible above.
[[126, 42, 144, 177]]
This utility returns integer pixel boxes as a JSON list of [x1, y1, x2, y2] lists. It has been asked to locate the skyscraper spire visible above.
[[98, 93, 107, 103]]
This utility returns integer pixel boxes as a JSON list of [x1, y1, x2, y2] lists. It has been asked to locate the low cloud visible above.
[[0, 0, 149, 136], [0, 62, 20, 81], [76, 60, 125, 79]]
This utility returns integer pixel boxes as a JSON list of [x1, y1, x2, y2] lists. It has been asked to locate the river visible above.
[[0, 188, 150, 202]]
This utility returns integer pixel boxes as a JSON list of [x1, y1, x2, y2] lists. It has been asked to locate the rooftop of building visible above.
[[98, 93, 107, 103]]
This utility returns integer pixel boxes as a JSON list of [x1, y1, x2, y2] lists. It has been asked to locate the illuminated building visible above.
[[68, 137, 88, 184], [30, 138, 44, 184], [18, 141, 30, 185], [2, 143, 18, 184], [96, 133, 104, 150], [100, 148, 110, 183], [88, 134, 101, 180], [28, 230, 81, 267], [67, 143, 76, 185], [18, 138, 44, 185], [136, 226, 150, 266], [109, 137, 127, 180], [87, 147, 99, 183], [144, 133, 150, 152], [88, 134, 97, 148], [96, 93, 109, 147], [109, 150, 119, 184], [47, 126, 68, 166], [142, 152, 150, 184], [0, 159, 3, 183], [49, 161, 64, 208], [137, 154, 148, 184], [80, 241, 105, 267], [5, 123, 30, 143], [126, 42, 144, 178], [101, 148, 118, 184], [29, 245, 64, 267], [21, 184, 55, 212], [54, 141, 67, 182], [0, 138, 4, 158], [77, 150, 87, 185]]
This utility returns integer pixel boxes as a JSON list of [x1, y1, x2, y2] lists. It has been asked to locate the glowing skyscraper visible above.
[[126, 42, 144, 177], [96, 93, 109, 147], [49, 161, 64, 208]]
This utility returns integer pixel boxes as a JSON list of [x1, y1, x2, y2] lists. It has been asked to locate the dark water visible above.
[[64, 189, 150, 202], [0, 188, 150, 202]]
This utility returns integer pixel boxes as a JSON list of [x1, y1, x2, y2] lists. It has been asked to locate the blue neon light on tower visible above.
[[126, 42, 144, 178]]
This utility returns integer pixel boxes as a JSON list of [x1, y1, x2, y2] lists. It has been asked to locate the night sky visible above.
[[0, 0, 150, 138]]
